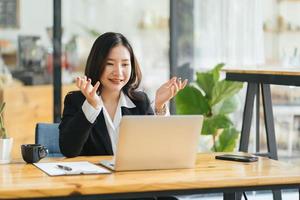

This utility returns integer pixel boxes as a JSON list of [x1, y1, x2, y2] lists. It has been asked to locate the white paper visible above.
[[34, 161, 111, 176]]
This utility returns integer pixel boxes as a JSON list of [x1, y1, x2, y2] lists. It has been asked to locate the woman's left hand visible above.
[[155, 77, 188, 109]]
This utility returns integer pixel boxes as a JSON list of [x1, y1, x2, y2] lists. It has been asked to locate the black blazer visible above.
[[59, 91, 154, 158]]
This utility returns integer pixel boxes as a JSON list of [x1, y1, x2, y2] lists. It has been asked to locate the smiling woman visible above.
[[59, 32, 183, 200], [59, 32, 187, 158]]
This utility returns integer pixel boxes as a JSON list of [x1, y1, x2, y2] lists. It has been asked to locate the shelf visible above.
[[273, 103, 300, 107], [278, 0, 300, 2], [264, 30, 300, 34]]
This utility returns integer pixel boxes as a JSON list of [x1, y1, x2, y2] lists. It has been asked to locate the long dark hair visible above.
[[85, 32, 142, 99]]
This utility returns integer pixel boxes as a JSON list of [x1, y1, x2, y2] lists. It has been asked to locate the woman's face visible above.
[[100, 45, 132, 93]]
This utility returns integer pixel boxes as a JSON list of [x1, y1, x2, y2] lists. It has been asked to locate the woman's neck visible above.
[[101, 90, 121, 104], [101, 90, 121, 121]]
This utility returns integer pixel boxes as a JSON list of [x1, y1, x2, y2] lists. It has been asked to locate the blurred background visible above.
[[1, 0, 300, 198], [0, 0, 299, 178]]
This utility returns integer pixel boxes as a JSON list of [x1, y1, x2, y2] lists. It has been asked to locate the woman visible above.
[[59, 32, 187, 158]]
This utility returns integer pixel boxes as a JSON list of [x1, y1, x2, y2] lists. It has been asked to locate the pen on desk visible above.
[[57, 164, 72, 171]]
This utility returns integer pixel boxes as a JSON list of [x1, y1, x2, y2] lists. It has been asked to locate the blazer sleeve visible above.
[[144, 93, 154, 115], [59, 92, 95, 157], [135, 91, 154, 115]]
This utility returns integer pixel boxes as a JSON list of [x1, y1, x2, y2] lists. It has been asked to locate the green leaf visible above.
[[202, 115, 233, 135], [0, 102, 5, 114], [0, 127, 7, 139], [175, 86, 210, 115], [196, 63, 224, 100], [210, 63, 224, 82], [195, 63, 225, 100], [213, 95, 240, 115], [214, 127, 239, 152], [0, 102, 6, 138], [196, 72, 215, 99], [210, 80, 243, 106]]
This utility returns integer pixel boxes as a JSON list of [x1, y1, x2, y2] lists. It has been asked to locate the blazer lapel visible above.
[[94, 111, 113, 155], [121, 107, 139, 115]]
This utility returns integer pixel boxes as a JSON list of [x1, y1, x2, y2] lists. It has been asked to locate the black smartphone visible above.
[[215, 154, 258, 162]]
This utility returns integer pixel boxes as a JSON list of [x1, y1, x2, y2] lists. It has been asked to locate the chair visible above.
[[35, 123, 63, 157]]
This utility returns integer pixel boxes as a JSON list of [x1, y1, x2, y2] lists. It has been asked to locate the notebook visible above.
[[34, 161, 111, 176], [99, 115, 203, 171]]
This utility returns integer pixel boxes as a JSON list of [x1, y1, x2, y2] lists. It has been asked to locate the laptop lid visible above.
[[108, 115, 203, 171]]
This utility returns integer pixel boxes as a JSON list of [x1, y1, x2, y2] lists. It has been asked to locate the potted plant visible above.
[[175, 63, 244, 152], [0, 102, 13, 164]]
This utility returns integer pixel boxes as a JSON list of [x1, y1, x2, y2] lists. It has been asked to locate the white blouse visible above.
[[82, 92, 169, 154], [82, 92, 136, 154]]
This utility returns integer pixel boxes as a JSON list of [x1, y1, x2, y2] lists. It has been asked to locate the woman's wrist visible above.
[[155, 103, 167, 115], [87, 98, 102, 110], [87, 101, 98, 109]]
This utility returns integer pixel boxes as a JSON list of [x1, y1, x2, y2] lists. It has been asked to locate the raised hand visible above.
[[155, 77, 188, 109], [76, 76, 101, 109]]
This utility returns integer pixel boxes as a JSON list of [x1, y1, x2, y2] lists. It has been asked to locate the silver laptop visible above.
[[99, 115, 203, 171]]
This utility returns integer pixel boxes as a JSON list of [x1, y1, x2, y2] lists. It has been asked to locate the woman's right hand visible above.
[[76, 76, 101, 109]]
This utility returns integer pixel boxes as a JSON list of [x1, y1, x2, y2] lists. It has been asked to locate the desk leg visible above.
[[239, 83, 257, 152], [256, 84, 260, 152], [261, 84, 278, 160], [272, 190, 282, 200], [224, 192, 237, 200], [262, 84, 282, 200], [237, 83, 281, 200]]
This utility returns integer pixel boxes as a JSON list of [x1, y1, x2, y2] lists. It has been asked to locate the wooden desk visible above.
[[223, 67, 300, 200], [0, 153, 299, 200], [223, 67, 300, 160]]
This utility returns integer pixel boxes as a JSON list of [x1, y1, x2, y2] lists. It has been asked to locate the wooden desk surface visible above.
[[223, 66, 300, 76], [0, 153, 300, 199]]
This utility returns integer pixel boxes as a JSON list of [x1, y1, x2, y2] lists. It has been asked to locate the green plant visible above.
[[0, 102, 8, 139], [175, 63, 244, 152]]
